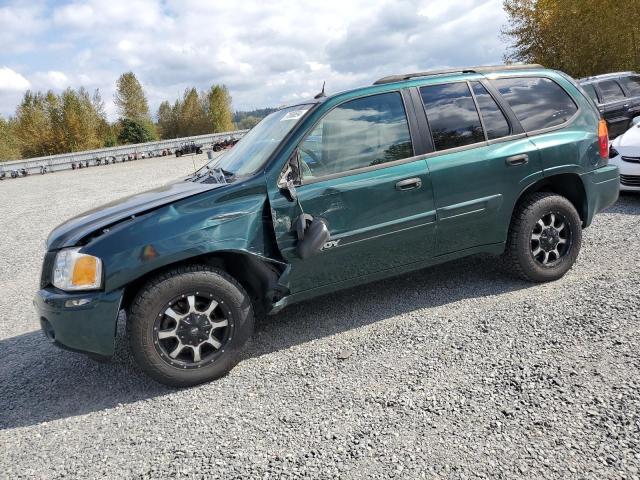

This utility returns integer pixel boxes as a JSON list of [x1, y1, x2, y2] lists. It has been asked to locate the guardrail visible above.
[[0, 130, 248, 179]]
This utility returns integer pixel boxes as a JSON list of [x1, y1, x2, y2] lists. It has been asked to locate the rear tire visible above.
[[504, 192, 582, 282], [127, 265, 254, 387]]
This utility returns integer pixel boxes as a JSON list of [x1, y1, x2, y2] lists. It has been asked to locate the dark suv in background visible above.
[[579, 72, 640, 138]]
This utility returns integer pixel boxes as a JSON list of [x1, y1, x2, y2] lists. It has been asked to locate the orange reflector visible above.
[[72, 256, 98, 286], [598, 119, 609, 159]]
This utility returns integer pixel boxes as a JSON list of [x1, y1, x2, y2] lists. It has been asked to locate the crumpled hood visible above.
[[46, 179, 225, 250], [612, 123, 640, 155]]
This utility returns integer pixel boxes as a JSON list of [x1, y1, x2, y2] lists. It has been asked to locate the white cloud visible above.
[[0, 0, 508, 120], [0, 67, 30, 91]]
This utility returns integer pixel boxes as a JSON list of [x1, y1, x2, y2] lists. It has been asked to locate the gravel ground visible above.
[[0, 156, 639, 479]]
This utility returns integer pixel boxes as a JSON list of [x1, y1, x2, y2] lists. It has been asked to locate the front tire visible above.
[[127, 265, 254, 387], [504, 192, 582, 282]]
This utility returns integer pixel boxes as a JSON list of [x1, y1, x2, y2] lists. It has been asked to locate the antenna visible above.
[[314, 81, 326, 99]]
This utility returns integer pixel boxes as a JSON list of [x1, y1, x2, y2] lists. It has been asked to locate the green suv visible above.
[[35, 65, 620, 386]]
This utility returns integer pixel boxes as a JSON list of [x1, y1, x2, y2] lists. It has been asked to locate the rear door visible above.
[[416, 80, 542, 255], [596, 79, 631, 137], [268, 90, 437, 293]]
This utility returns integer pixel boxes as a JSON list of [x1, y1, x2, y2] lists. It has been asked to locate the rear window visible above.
[[619, 76, 640, 96], [598, 79, 626, 101], [470, 82, 510, 140], [492, 77, 578, 132], [420, 82, 484, 151]]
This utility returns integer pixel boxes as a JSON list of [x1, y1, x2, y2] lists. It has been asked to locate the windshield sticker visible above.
[[281, 109, 309, 121]]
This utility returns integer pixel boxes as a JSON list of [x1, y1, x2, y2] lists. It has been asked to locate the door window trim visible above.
[[468, 80, 513, 141], [293, 89, 421, 186]]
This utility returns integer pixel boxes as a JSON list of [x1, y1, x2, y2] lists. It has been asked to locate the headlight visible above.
[[53, 248, 103, 291]]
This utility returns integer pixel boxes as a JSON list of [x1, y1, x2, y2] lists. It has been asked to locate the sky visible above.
[[0, 0, 509, 121]]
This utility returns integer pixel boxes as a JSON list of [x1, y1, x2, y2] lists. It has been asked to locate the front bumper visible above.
[[582, 165, 620, 227], [34, 288, 124, 357], [609, 155, 640, 191]]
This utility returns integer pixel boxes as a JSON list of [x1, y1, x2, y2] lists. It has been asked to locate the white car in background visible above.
[[610, 116, 640, 191]]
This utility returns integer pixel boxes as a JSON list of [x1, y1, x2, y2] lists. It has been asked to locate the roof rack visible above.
[[373, 64, 544, 85], [578, 71, 636, 82]]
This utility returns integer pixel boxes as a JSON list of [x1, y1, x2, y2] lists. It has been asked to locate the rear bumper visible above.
[[34, 288, 123, 357], [582, 165, 620, 227]]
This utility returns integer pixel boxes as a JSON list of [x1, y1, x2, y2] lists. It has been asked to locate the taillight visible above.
[[598, 119, 609, 160]]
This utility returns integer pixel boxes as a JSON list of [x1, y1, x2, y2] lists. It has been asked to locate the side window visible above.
[[492, 77, 578, 132], [470, 82, 511, 140], [420, 82, 484, 151], [299, 92, 413, 179], [619, 76, 640, 97], [598, 80, 626, 102], [582, 84, 600, 104]]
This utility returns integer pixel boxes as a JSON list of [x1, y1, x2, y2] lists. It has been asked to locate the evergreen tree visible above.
[[118, 118, 156, 144]]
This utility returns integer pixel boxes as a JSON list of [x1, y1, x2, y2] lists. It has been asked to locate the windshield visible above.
[[201, 104, 312, 178]]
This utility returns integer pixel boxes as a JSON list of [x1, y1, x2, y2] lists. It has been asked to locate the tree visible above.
[[117, 118, 156, 144], [237, 115, 261, 130], [205, 85, 233, 133], [503, 0, 640, 77], [114, 72, 151, 121], [157, 100, 179, 139], [177, 88, 208, 137], [0, 117, 21, 161], [15, 91, 54, 157]]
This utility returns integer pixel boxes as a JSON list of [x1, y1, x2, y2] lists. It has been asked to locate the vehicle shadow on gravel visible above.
[[0, 324, 172, 431], [243, 255, 530, 361]]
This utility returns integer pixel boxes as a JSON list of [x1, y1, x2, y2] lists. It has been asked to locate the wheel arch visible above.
[[120, 250, 285, 319], [515, 173, 588, 226]]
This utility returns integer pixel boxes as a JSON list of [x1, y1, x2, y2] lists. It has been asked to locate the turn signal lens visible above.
[[53, 248, 103, 291], [72, 256, 99, 287], [598, 119, 609, 160]]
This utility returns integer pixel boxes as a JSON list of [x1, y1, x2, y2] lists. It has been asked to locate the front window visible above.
[[201, 104, 311, 179], [298, 92, 413, 180]]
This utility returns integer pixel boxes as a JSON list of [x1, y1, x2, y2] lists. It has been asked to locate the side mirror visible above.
[[632, 116, 640, 127], [296, 217, 330, 259]]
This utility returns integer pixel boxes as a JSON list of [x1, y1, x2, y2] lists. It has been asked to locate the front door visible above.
[[268, 91, 436, 294]]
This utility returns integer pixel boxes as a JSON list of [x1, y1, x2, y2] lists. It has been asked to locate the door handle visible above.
[[395, 177, 422, 191], [505, 154, 529, 166]]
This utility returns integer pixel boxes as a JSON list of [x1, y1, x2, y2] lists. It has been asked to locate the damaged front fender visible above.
[[80, 177, 288, 295]]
